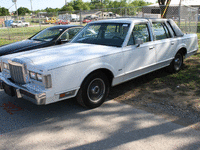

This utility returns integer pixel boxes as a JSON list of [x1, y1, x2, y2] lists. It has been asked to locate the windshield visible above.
[[71, 23, 130, 47], [31, 28, 64, 42]]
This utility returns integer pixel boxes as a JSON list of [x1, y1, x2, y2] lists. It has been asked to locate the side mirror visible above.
[[135, 38, 143, 47]]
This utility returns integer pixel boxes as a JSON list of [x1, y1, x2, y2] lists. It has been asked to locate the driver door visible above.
[[123, 23, 156, 82]]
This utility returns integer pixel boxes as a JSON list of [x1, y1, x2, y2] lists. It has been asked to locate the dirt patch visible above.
[[110, 57, 200, 130]]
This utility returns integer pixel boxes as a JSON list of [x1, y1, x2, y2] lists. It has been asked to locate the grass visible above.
[[0, 26, 50, 42]]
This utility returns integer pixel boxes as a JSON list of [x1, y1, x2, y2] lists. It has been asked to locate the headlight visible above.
[[29, 71, 43, 82], [36, 73, 43, 82], [3, 63, 9, 70], [29, 71, 36, 80]]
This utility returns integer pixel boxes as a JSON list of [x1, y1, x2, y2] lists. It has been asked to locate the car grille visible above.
[[9, 60, 27, 84]]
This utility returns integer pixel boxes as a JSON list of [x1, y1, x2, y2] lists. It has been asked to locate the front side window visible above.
[[128, 24, 150, 46], [71, 23, 130, 47], [61, 28, 82, 41], [152, 22, 171, 40]]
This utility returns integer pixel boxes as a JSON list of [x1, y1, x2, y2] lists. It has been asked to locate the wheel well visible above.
[[87, 69, 114, 86], [178, 48, 187, 56]]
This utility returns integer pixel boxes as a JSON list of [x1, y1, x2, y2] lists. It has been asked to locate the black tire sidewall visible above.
[[167, 52, 183, 73], [77, 71, 110, 109], [173, 52, 183, 72]]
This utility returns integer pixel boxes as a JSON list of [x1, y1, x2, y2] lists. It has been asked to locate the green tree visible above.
[[16, 7, 31, 16], [0, 7, 9, 16], [60, 5, 75, 12]]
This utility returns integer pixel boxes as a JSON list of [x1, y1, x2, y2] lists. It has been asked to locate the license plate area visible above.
[[3, 82, 15, 97]]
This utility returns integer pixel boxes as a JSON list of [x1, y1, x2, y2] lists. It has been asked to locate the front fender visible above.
[[77, 62, 116, 87]]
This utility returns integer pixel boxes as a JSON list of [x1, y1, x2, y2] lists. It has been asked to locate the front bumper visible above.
[[0, 77, 46, 105]]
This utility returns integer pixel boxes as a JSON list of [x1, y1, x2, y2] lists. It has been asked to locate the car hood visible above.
[[6, 43, 121, 71], [0, 39, 46, 56]]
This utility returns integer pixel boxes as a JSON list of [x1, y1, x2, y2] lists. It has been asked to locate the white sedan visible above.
[[0, 18, 198, 108]]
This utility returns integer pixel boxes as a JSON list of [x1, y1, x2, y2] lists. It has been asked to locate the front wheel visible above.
[[76, 71, 110, 109], [168, 52, 183, 73]]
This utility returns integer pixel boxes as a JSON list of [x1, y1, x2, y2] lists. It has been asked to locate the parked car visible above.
[[82, 19, 92, 23], [55, 19, 70, 25], [45, 17, 57, 24], [0, 25, 83, 57], [11, 20, 30, 28], [0, 18, 198, 109]]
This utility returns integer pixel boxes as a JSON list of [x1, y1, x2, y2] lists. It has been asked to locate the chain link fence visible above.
[[0, 5, 199, 44]]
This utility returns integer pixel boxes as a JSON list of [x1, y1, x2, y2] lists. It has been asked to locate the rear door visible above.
[[152, 22, 178, 66]]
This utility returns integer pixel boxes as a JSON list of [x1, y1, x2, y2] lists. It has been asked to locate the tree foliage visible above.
[[16, 7, 31, 16], [32, 0, 151, 14], [0, 7, 9, 16]]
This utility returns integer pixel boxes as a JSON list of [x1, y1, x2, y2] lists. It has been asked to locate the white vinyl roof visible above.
[[149, 0, 200, 6]]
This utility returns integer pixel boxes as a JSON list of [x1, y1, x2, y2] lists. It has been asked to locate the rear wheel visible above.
[[76, 71, 110, 109], [168, 52, 183, 73]]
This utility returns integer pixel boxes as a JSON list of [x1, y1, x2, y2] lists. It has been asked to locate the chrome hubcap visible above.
[[87, 78, 105, 102], [174, 54, 182, 71]]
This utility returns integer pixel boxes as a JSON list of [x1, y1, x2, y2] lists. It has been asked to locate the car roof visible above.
[[89, 18, 149, 24], [47, 25, 83, 30], [89, 18, 169, 24]]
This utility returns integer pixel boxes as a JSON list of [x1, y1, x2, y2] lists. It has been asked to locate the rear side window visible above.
[[152, 22, 171, 40]]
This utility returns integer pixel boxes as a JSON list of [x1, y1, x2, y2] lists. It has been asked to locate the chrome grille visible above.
[[9, 60, 27, 84]]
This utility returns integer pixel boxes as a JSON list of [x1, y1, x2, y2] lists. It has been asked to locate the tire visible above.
[[168, 52, 183, 73], [76, 71, 110, 109], [25, 24, 28, 27]]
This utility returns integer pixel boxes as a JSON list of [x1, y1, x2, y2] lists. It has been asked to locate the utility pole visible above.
[[30, 0, 33, 22], [178, 0, 182, 27], [12, 0, 19, 20], [30, 0, 33, 12], [65, 0, 67, 5]]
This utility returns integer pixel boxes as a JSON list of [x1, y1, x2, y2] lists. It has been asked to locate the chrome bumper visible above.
[[0, 78, 46, 105]]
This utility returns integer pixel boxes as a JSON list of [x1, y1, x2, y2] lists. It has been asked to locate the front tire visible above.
[[76, 71, 110, 109], [168, 52, 183, 73]]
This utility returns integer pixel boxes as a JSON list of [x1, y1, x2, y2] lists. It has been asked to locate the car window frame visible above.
[[57, 27, 83, 42], [127, 22, 151, 47], [152, 22, 171, 41]]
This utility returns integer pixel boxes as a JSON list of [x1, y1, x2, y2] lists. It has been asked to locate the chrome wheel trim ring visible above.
[[174, 54, 182, 71], [87, 78, 105, 103]]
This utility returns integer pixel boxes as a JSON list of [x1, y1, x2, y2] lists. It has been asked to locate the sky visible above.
[[0, 0, 157, 12]]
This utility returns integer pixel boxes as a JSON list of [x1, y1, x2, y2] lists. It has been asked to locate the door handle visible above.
[[149, 46, 154, 50], [171, 42, 175, 45]]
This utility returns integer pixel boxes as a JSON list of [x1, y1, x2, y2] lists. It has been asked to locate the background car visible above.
[[55, 19, 71, 25], [82, 19, 92, 23], [0, 25, 83, 57]]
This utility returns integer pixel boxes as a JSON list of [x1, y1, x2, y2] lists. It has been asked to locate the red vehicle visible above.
[[55, 19, 70, 25], [82, 19, 92, 23]]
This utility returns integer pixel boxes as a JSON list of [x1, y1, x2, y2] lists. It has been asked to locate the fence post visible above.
[[39, 13, 41, 31], [189, 8, 191, 34], [196, 7, 199, 33], [80, 9, 82, 26], [178, 0, 182, 27], [6, 16, 11, 40]]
